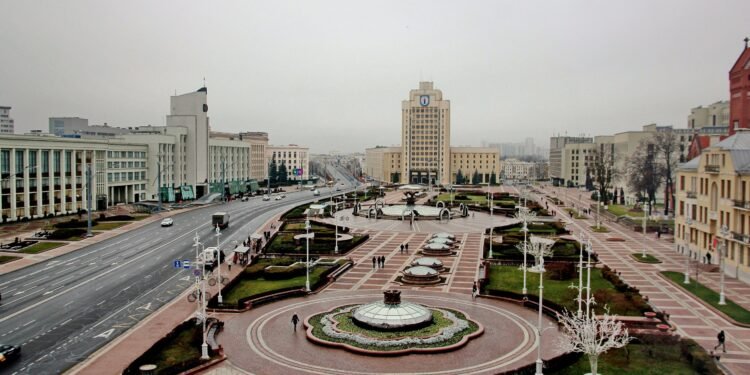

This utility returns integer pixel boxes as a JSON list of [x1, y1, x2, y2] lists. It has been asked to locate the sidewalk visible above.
[[69, 212, 284, 374]]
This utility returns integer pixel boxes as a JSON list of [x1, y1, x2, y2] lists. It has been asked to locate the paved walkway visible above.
[[537, 185, 750, 374]]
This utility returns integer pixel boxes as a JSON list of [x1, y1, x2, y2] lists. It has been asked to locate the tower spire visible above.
[[745, 37, 749, 49]]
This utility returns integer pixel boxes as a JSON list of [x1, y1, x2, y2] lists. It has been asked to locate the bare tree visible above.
[[591, 143, 618, 205], [625, 139, 663, 214], [519, 235, 555, 271], [556, 308, 633, 375], [654, 130, 679, 216]]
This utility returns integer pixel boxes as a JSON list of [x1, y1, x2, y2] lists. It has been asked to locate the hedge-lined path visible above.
[[537, 184, 750, 374]]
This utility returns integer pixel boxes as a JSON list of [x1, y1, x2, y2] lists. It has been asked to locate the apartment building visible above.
[[267, 144, 310, 181], [675, 129, 750, 282]]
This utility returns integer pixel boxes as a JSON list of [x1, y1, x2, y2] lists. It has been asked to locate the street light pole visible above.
[[86, 164, 93, 237], [684, 217, 692, 284], [535, 255, 545, 375], [596, 190, 601, 230], [576, 232, 585, 318], [215, 224, 223, 304], [305, 217, 311, 292], [193, 233, 209, 360], [642, 202, 649, 258], [521, 211, 529, 295], [334, 214, 339, 254], [719, 225, 729, 305], [586, 240, 592, 319]]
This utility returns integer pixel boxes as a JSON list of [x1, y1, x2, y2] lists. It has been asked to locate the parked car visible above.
[[262, 195, 270, 201], [281, 194, 286, 198], [160, 218, 174, 227], [274, 195, 282, 200], [241, 196, 249, 202], [0, 344, 21, 365]]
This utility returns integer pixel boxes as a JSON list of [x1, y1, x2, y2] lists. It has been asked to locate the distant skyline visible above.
[[1, 1, 749, 153]]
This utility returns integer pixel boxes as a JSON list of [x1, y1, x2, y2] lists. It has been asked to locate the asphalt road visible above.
[[0, 169, 356, 375]]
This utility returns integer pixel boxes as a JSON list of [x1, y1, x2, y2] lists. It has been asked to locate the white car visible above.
[[274, 195, 282, 200], [241, 196, 249, 202], [281, 194, 286, 198], [262, 195, 270, 201], [161, 218, 174, 227]]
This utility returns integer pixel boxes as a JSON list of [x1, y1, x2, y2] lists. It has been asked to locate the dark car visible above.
[[0, 344, 21, 364]]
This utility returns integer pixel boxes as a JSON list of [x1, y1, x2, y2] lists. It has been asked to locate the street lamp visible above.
[[596, 190, 601, 230], [642, 201, 649, 258], [533, 238, 555, 375], [575, 232, 586, 318], [334, 214, 349, 255], [305, 217, 311, 292], [719, 225, 729, 305], [488, 182, 494, 258], [193, 233, 209, 360], [214, 224, 223, 304], [684, 217, 692, 284]]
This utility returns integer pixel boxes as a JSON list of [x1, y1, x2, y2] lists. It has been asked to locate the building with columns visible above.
[[0, 134, 147, 221], [365, 82, 499, 185]]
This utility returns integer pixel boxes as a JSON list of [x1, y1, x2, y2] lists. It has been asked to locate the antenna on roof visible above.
[[203, 77, 206, 87]]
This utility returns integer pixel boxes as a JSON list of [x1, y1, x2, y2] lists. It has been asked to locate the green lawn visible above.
[[607, 205, 645, 217], [19, 241, 66, 254], [486, 265, 648, 316], [92, 222, 129, 230], [662, 271, 750, 324], [436, 193, 489, 204], [590, 225, 610, 233], [223, 265, 332, 305], [629, 253, 661, 264], [551, 343, 704, 375], [0, 255, 21, 264]]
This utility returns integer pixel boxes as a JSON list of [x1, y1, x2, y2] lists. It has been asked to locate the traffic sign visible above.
[[193, 269, 201, 277], [183, 260, 191, 269], [173, 260, 182, 269]]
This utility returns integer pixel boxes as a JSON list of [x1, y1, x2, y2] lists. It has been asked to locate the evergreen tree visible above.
[[278, 162, 288, 184], [472, 170, 480, 184], [455, 169, 464, 184], [269, 157, 278, 184], [490, 171, 497, 185]]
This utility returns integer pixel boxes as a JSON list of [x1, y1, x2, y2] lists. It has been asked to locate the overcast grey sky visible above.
[[1, 1, 748, 153]]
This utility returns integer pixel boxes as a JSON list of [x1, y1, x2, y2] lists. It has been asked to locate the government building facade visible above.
[[365, 82, 499, 185]]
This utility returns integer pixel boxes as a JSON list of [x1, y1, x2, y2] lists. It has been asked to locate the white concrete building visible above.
[[267, 144, 310, 181], [502, 158, 539, 181], [0, 134, 147, 221], [1, 106, 14, 134], [688, 101, 730, 130], [49, 117, 130, 138]]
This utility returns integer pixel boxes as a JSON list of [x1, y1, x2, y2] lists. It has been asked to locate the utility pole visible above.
[[86, 164, 93, 237], [222, 159, 226, 203], [157, 153, 162, 212]]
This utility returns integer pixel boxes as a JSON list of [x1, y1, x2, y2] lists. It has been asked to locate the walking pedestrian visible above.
[[228, 262, 232, 272], [472, 282, 478, 300], [656, 228, 661, 239], [380, 255, 385, 268], [706, 252, 712, 265], [372, 256, 377, 269], [291, 313, 300, 332], [714, 330, 726, 353], [405, 243, 409, 253], [400, 244, 404, 254]]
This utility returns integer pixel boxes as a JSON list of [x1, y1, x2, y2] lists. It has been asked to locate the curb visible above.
[[657, 272, 750, 329]]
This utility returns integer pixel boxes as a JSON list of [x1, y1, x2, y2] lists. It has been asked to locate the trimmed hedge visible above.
[[680, 338, 722, 374], [48, 228, 87, 240], [54, 219, 97, 229], [123, 318, 216, 375], [98, 214, 135, 221]]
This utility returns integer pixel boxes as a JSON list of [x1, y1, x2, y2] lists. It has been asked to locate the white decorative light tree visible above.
[[524, 235, 555, 273], [515, 207, 537, 294], [556, 308, 633, 375]]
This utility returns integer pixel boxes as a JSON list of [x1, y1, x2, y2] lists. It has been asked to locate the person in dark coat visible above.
[[405, 243, 409, 253], [372, 256, 377, 269], [292, 313, 300, 331], [400, 244, 404, 254], [714, 330, 726, 353], [380, 255, 385, 267]]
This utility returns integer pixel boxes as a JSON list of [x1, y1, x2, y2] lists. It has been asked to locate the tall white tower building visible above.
[[401, 82, 451, 184]]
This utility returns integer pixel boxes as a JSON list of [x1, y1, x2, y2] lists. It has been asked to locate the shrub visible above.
[[546, 262, 577, 281], [263, 263, 306, 280], [48, 228, 87, 240], [99, 214, 135, 221], [680, 338, 722, 374], [55, 219, 98, 229]]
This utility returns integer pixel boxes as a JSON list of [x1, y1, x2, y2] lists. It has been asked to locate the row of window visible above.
[[108, 151, 146, 159], [108, 171, 146, 182], [108, 161, 146, 169]]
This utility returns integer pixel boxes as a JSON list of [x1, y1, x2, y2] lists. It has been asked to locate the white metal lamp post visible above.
[[533, 237, 555, 375], [575, 232, 586, 318], [192, 233, 209, 360], [719, 225, 729, 305], [585, 240, 593, 318], [642, 201, 649, 258], [305, 218, 311, 292], [488, 184, 494, 259], [684, 217, 692, 284], [596, 190, 601, 230], [214, 224, 223, 304]]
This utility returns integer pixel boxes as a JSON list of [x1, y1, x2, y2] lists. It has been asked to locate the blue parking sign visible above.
[[183, 260, 191, 269]]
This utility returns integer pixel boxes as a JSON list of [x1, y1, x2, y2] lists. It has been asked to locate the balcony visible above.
[[686, 191, 697, 199], [708, 211, 718, 221], [732, 231, 750, 244], [733, 200, 750, 210], [704, 165, 720, 173]]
